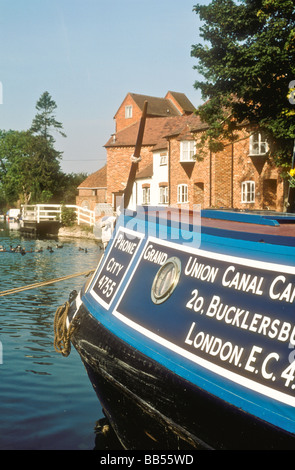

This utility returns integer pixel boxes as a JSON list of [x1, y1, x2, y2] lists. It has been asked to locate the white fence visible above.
[[21, 204, 96, 227]]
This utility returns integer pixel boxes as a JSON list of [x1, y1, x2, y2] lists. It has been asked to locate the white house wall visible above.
[[130, 150, 169, 210]]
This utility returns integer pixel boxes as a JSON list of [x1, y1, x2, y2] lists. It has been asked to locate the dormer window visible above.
[[180, 141, 196, 162], [125, 105, 133, 119], [249, 131, 268, 156]]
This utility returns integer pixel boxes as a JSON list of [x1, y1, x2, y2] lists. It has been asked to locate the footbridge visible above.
[[20, 204, 96, 235]]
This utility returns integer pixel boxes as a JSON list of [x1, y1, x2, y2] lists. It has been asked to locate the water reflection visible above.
[[0, 223, 108, 449]]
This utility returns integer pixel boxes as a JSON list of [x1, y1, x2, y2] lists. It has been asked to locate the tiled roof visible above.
[[167, 91, 196, 114], [136, 163, 153, 179], [78, 165, 107, 189], [115, 92, 196, 119], [105, 114, 207, 150], [129, 93, 181, 117]]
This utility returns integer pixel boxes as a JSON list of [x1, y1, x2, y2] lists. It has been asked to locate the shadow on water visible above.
[[0, 222, 125, 450]]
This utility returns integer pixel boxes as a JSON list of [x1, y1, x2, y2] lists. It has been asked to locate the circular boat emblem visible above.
[[151, 257, 181, 304]]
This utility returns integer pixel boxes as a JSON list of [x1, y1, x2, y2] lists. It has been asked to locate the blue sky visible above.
[[0, 0, 206, 174]]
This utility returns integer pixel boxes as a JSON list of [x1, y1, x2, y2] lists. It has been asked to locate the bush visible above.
[[60, 206, 76, 226]]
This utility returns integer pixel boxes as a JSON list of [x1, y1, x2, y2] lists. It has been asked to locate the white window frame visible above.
[[177, 184, 188, 203], [159, 186, 168, 204], [125, 105, 133, 119], [249, 132, 268, 156], [142, 187, 150, 205], [180, 141, 196, 162], [159, 153, 168, 166], [241, 181, 255, 203]]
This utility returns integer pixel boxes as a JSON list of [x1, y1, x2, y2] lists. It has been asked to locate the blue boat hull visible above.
[[66, 207, 295, 449]]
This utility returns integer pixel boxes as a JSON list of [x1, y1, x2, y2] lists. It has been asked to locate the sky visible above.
[[0, 0, 207, 175]]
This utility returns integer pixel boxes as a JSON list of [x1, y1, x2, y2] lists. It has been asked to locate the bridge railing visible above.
[[21, 204, 96, 227]]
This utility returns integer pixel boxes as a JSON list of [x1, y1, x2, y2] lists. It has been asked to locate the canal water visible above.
[[0, 221, 113, 450]]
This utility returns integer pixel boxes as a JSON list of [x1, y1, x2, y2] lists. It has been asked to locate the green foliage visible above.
[[0, 130, 35, 204], [60, 205, 76, 226], [191, 0, 295, 165], [30, 91, 66, 145], [54, 172, 88, 204], [0, 91, 85, 209], [0, 129, 64, 205]]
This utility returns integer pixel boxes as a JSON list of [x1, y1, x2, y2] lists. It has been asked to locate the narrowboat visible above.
[[54, 104, 295, 450]]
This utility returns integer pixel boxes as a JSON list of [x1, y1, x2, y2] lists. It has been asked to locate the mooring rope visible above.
[[53, 301, 74, 357], [1, 252, 104, 357], [0, 269, 95, 297]]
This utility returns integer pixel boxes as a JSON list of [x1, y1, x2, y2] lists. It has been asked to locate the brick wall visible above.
[[165, 92, 184, 115], [115, 96, 143, 133], [169, 135, 212, 208], [106, 145, 154, 205], [168, 128, 285, 211], [76, 188, 107, 211], [231, 133, 285, 211], [212, 145, 233, 208]]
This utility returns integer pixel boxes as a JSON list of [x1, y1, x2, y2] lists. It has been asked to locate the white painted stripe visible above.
[[146, 235, 295, 274], [113, 309, 295, 408]]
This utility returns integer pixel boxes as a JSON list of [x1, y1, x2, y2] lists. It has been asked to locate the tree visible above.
[[53, 172, 88, 204], [0, 130, 63, 205], [191, 0, 295, 168], [25, 135, 63, 203], [27, 91, 67, 203], [0, 93, 88, 208], [0, 130, 33, 204], [30, 91, 66, 145]]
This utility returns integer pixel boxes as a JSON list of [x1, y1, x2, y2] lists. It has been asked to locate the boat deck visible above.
[[135, 207, 295, 245], [202, 216, 295, 237]]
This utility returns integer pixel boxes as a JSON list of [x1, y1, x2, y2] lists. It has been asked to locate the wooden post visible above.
[[122, 101, 148, 210]]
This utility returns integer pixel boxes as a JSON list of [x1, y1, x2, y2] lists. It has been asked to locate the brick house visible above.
[[105, 92, 196, 210], [114, 91, 195, 133], [76, 165, 107, 211], [168, 122, 285, 211], [104, 92, 287, 212]]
